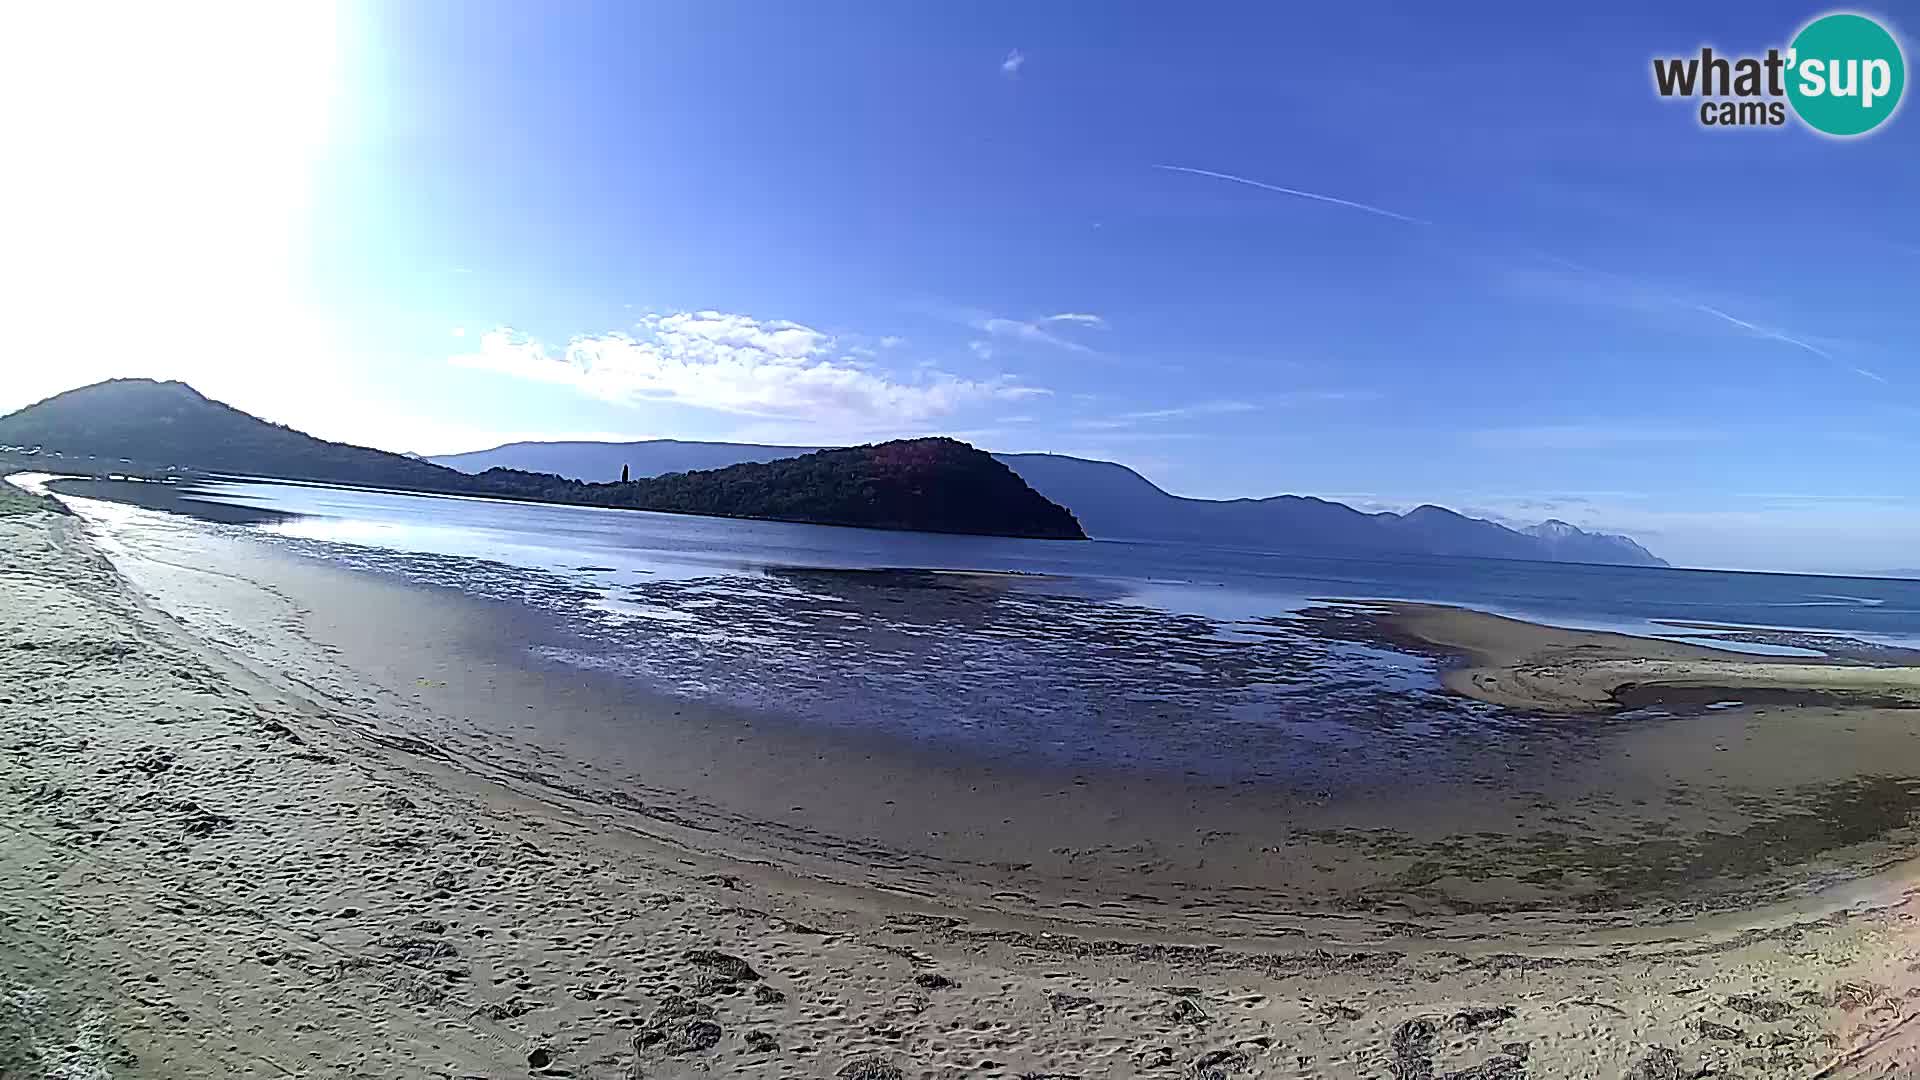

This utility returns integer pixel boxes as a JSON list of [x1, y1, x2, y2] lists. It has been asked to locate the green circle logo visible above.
[[1787, 13, 1906, 136]]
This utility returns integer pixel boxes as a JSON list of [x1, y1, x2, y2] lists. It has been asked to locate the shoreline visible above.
[[9, 500, 1920, 1074], [1371, 601, 1920, 714], [22, 466, 1092, 543], [41, 487, 1920, 932]]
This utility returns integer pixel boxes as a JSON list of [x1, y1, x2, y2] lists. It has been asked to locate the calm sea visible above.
[[137, 478, 1920, 640]]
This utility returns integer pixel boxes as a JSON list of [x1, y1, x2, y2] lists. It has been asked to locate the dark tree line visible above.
[[474, 439, 1085, 539]]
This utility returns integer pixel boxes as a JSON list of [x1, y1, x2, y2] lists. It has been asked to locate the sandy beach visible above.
[[8, 497, 1920, 1078], [1375, 603, 1920, 715]]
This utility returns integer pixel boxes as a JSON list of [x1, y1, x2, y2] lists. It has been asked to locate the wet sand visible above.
[[1374, 602, 1920, 714], [50, 496, 1920, 933], [8, 497, 1920, 1076]]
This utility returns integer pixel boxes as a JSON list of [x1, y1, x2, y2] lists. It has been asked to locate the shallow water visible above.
[[40, 475, 1920, 786], [39, 475, 1920, 920], [56, 477, 1920, 634]]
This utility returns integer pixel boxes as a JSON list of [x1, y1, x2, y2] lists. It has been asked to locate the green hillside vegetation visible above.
[[0, 380, 1085, 540], [477, 439, 1085, 539], [0, 379, 468, 491]]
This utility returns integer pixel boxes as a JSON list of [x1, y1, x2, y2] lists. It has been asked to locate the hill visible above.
[[0, 381, 1083, 540], [1, 379, 473, 491], [1524, 519, 1664, 566], [434, 438, 1667, 566], [474, 440, 1083, 539]]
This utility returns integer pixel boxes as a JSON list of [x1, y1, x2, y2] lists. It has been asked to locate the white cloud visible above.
[[1046, 313, 1107, 328], [451, 311, 1045, 425], [981, 317, 1092, 353], [879, 336, 906, 349], [653, 310, 826, 358], [1001, 49, 1025, 77], [968, 340, 995, 360]]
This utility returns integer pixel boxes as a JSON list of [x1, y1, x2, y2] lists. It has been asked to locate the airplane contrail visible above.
[[1153, 164, 1431, 226], [1694, 304, 1887, 384], [1156, 165, 1882, 386]]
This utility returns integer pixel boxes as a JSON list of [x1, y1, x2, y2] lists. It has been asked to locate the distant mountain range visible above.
[[436, 440, 1668, 566], [0, 379, 1662, 562], [436, 439, 821, 479], [0, 380, 1083, 540]]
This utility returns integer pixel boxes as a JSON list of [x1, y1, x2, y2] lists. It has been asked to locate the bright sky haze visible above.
[[3, 2, 1916, 572]]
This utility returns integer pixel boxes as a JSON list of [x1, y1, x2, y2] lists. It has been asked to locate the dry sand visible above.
[[7, 504, 1920, 1078]]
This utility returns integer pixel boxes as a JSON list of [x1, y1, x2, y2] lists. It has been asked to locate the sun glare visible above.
[[2, 4, 341, 403]]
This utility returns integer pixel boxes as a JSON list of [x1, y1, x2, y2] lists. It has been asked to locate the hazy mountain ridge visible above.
[[1525, 519, 1664, 566], [435, 439, 822, 479], [0, 380, 1083, 540], [432, 441, 1669, 566], [0, 379, 1658, 561]]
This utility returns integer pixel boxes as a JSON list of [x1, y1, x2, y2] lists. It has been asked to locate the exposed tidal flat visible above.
[[9, 477, 1920, 1076], [44, 475, 1920, 926]]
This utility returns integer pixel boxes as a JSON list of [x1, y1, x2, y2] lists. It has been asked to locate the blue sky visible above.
[[6, 2, 1917, 571]]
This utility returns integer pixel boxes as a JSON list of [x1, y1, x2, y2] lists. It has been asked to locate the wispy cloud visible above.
[[912, 302, 1112, 356], [1153, 165, 1880, 391], [980, 316, 1093, 353], [1467, 424, 1721, 451], [1115, 400, 1258, 423], [1000, 49, 1025, 77], [1154, 164, 1430, 226], [1271, 390, 1378, 406], [1073, 393, 1367, 431], [1054, 430, 1209, 444], [1692, 303, 1886, 384], [1046, 312, 1107, 328], [452, 310, 1047, 424], [1492, 254, 1887, 388]]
